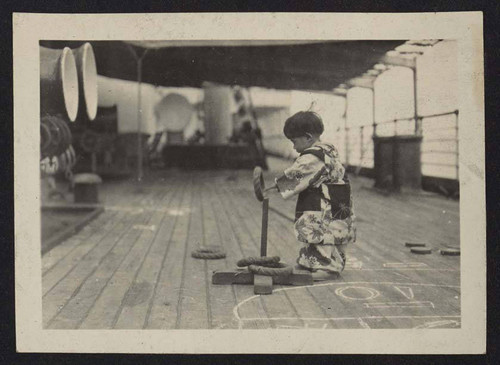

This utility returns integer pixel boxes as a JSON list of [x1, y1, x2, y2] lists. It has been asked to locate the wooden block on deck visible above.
[[212, 268, 313, 286], [273, 268, 313, 286], [212, 269, 253, 285], [254, 275, 273, 295]]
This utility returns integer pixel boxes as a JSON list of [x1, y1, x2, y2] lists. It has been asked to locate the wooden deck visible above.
[[42, 158, 460, 330]]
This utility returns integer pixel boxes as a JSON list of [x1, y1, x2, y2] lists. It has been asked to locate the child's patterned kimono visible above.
[[276, 142, 356, 273]]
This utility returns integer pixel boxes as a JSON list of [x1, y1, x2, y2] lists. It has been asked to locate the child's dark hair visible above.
[[283, 111, 324, 139]]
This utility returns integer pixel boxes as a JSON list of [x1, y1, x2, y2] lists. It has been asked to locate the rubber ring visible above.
[[237, 256, 280, 267], [248, 263, 293, 276], [253, 166, 265, 202], [191, 247, 226, 260]]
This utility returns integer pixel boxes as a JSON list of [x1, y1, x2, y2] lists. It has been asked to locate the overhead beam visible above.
[[380, 54, 416, 69], [348, 76, 376, 89]]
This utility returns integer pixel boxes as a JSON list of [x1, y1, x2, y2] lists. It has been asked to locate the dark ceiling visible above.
[[40, 40, 405, 91]]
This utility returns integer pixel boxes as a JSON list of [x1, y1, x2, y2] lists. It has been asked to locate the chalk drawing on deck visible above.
[[383, 262, 428, 268], [393, 286, 415, 299], [345, 256, 363, 269], [413, 319, 460, 329], [363, 301, 435, 309], [334, 286, 380, 300], [232, 281, 460, 329]]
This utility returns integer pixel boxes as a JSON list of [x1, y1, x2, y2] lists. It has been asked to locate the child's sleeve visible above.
[[276, 154, 325, 200]]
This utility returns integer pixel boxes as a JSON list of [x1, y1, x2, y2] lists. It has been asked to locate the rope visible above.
[[236, 256, 280, 267], [248, 263, 293, 276], [191, 246, 226, 260]]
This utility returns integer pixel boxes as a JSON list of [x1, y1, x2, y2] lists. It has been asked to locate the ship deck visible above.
[[42, 157, 460, 330]]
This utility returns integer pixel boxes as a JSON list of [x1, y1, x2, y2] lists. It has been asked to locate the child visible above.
[[274, 111, 356, 277]]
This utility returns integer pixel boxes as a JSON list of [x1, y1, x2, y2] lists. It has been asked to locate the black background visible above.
[[1, 1, 498, 364]]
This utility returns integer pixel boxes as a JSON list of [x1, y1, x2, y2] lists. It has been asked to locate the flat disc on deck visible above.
[[405, 242, 427, 248], [410, 247, 432, 254], [440, 248, 460, 256], [191, 245, 226, 259]]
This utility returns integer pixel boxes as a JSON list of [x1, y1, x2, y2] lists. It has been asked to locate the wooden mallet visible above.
[[253, 166, 277, 257], [252, 166, 277, 294]]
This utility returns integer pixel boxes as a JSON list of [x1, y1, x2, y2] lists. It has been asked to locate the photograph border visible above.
[[13, 12, 485, 354]]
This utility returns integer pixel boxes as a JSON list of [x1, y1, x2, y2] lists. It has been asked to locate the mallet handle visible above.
[[263, 183, 277, 193], [260, 198, 269, 257]]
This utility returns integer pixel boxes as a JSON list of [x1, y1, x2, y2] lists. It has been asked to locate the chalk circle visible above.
[[334, 286, 380, 300]]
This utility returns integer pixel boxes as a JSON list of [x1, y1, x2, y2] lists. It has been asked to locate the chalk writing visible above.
[[383, 262, 428, 268], [363, 301, 435, 309], [393, 286, 414, 299], [335, 286, 380, 300]]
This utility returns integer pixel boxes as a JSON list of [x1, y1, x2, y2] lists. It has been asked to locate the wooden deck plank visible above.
[[238, 183, 372, 329], [354, 186, 459, 247], [77, 181, 173, 329], [233, 171, 460, 329], [43, 181, 166, 328], [77, 208, 160, 329], [59, 205, 156, 328], [145, 177, 193, 329], [279, 285, 335, 329], [356, 220, 459, 273], [223, 183, 316, 329], [176, 180, 210, 329], [42, 167, 461, 330], [47, 212, 153, 329], [42, 210, 127, 297], [42, 209, 118, 274], [71, 182, 168, 329], [214, 181, 271, 330], [203, 181, 240, 329], [43, 210, 137, 327], [112, 181, 184, 329]]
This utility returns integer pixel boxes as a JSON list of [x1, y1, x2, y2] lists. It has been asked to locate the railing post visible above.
[[344, 94, 350, 167], [372, 87, 377, 137], [345, 126, 350, 167], [413, 66, 421, 135], [360, 125, 364, 167]]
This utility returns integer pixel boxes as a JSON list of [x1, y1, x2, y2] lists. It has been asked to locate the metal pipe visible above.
[[125, 43, 149, 182], [73, 42, 98, 121], [413, 66, 421, 135], [40, 46, 79, 122], [137, 57, 143, 181]]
